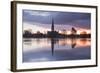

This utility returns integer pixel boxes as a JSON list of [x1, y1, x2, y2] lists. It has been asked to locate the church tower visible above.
[[51, 18, 54, 32]]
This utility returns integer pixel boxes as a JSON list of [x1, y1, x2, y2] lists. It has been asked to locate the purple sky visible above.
[[23, 10, 91, 29]]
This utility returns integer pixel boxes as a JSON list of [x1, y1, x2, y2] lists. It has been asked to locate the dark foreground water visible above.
[[23, 38, 91, 62]]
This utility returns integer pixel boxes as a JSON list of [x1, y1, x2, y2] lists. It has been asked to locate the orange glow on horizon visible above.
[[23, 23, 91, 35]]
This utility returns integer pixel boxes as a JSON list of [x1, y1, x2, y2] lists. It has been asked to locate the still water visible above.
[[23, 38, 91, 62]]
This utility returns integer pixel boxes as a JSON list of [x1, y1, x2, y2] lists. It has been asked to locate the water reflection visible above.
[[23, 38, 91, 62], [51, 38, 54, 56]]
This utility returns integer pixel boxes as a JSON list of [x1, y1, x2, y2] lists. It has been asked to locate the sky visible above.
[[23, 9, 91, 34]]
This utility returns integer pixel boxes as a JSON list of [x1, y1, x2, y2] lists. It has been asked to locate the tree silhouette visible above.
[[71, 27, 77, 35]]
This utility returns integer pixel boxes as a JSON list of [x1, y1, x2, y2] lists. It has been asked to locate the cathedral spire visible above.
[[51, 18, 54, 32]]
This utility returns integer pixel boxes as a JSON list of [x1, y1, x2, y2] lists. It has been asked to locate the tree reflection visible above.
[[71, 38, 76, 48]]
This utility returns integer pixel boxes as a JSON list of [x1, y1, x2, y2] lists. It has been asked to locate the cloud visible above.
[[23, 10, 91, 29], [23, 10, 50, 16]]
